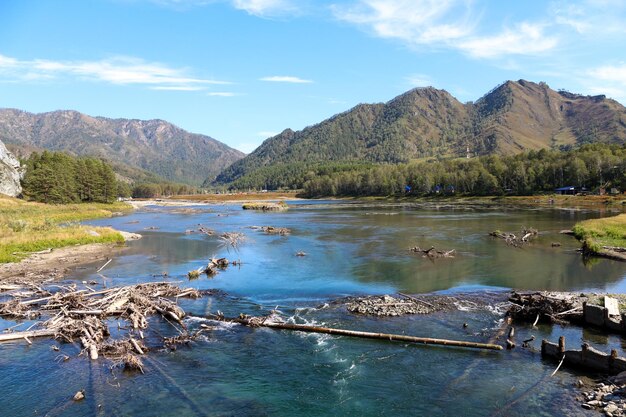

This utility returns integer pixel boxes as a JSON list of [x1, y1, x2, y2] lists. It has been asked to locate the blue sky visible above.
[[2, 0, 626, 153]]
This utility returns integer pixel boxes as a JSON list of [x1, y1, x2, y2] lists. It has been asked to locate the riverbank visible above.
[[360, 193, 626, 209], [0, 195, 133, 264], [0, 241, 133, 285], [573, 214, 626, 261]]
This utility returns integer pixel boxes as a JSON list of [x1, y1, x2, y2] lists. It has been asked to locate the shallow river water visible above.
[[2, 201, 626, 416]]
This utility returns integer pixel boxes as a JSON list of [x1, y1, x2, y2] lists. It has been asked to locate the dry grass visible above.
[[242, 201, 288, 211], [0, 195, 131, 263], [168, 191, 299, 202]]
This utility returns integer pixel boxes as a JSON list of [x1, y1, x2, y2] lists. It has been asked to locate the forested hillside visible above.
[[0, 109, 244, 185], [302, 144, 626, 197], [213, 80, 626, 189]]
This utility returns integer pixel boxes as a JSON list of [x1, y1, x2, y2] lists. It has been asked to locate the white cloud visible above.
[[581, 64, 626, 103], [589, 64, 626, 85], [333, 1, 559, 59], [232, 0, 297, 16], [551, 0, 626, 35], [0, 54, 228, 90], [457, 23, 558, 58], [332, 0, 475, 45], [150, 86, 207, 91], [260, 75, 313, 83], [207, 91, 239, 96], [146, 0, 299, 16], [257, 130, 278, 137]]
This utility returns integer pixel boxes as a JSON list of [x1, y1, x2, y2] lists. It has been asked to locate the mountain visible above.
[[213, 80, 626, 187], [0, 109, 245, 186], [0, 139, 22, 197]]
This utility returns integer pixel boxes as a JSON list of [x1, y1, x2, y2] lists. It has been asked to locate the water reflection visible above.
[[84, 202, 626, 299]]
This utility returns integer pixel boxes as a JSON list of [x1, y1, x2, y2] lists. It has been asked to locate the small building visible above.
[[554, 186, 576, 195]]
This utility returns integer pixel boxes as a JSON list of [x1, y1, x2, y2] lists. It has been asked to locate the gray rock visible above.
[[0, 139, 21, 197], [614, 372, 626, 385], [605, 403, 618, 413]]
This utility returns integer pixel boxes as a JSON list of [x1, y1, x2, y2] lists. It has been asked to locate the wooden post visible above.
[[558, 336, 565, 354]]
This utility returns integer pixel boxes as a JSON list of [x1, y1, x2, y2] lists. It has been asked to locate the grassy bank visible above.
[[0, 196, 132, 263], [573, 213, 626, 254]]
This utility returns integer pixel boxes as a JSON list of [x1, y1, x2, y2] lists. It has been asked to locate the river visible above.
[[2, 200, 626, 416]]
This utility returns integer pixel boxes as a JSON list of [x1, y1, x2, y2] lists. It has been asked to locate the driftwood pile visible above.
[[219, 232, 246, 251], [508, 291, 586, 324], [188, 257, 233, 279], [490, 227, 539, 247], [0, 282, 201, 372], [197, 226, 215, 236], [409, 246, 456, 258], [251, 226, 291, 236], [347, 294, 438, 316]]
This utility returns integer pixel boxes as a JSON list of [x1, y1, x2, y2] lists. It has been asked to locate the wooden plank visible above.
[[605, 296, 620, 316]]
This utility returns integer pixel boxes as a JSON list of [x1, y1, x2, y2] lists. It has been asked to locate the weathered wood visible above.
[[397, 292, 435, 308], [219, 316, 503, 351], [0, 329, 55, 342], [130, 338, 144, 355], [605, 296, 620, 316], [96, 259, 112, 273]]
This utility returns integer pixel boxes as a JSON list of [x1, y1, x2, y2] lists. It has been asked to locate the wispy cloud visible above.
[[0, 53, 229, 90], [145, 0, 300, 16], [207, 91, 239, 96], [332, 0, 475, 46], [457, 23, 558, 58], [260, 75, 313, 83], [257, 130, 278, 137], [150, 85, 207, 91], [406, 73, 434, 87], [551, 0, 626, 35], [333, 0, 559, 59], [232, 0, 298, 17], [585, 63, 626, 102]]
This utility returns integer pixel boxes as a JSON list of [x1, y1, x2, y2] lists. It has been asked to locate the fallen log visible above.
[[213, 315, 503, 351], [0, 329, 56, 342]]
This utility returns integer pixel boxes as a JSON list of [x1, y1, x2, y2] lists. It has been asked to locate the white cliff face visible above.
[[0, 140, 22, 197]]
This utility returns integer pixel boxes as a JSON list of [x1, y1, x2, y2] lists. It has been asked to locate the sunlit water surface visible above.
[[2, 201, 626, 416]]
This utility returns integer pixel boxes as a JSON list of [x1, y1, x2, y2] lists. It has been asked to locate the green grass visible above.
[[573, 213, 626, 253], [0, 195, 132, 263]]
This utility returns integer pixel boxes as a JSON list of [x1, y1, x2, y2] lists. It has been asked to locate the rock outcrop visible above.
[[0, 139, 22, 197]]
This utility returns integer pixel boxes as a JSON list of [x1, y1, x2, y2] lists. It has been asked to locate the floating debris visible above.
[[242, 201, 288, 211], [490, 227, 538, 247], [219, 232, 246, 251], [409, 246, 456, 258], [346, 294, 438, 316], [251, 226, 291, 235]]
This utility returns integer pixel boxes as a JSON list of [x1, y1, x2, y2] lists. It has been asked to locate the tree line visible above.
[[21, 151, 199, 203], [301, 144, 626, 197]]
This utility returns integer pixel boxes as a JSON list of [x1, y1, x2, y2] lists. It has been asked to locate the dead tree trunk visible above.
[[214, 316, 503, 351]]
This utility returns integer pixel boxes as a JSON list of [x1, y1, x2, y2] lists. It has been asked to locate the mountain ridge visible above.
[[213, 80, 626, 188], [0, 109, 245, 186]]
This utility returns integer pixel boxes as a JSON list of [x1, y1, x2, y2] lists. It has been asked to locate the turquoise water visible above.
[[2, 201, 626, 416]]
